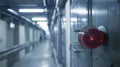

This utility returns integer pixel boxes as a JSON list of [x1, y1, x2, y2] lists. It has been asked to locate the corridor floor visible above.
[[13, 40, 56, 67]]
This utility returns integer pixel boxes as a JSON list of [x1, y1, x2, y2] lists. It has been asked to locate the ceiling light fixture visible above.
[[32, 17, 47, 21], [19, 9, 45, 13]]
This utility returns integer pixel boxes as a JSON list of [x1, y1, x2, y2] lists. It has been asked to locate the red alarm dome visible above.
[[79, 27, 105, 48]]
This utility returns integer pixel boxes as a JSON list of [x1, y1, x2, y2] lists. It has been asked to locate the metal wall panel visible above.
[[92, 0, 120, 67], [52, 0, 120, 67], [61, 20, 66, 67], [70, 0, 93, 67], [92, 0, 110, 67]]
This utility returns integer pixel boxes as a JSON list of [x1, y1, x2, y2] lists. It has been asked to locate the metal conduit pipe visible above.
[[50, 0, 67, 28]]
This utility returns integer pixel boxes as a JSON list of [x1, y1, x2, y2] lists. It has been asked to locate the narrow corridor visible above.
[[13, 40, 56, 67]]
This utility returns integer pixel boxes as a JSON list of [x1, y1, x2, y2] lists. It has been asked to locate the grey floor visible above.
[[13, 40, 56, 67]]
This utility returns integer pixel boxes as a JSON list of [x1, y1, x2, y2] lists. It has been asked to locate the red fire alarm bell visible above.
[[79, 27, 106, 48]]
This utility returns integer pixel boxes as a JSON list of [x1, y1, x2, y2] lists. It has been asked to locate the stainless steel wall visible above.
[[92, 0, 120, 67], [49, 0, 120, 67], [70, 0, 92, 67], [70, 0, 120, 67]]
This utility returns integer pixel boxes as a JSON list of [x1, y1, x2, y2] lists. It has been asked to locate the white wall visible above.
[[37, 30, 40, 41], [6, 23, 14, 49], [29, 28, 33, 41], [19, 25, 26, 59], [19, 25, 26, 44], [0, 19, 7, 67], [35, 30, 40, 41]]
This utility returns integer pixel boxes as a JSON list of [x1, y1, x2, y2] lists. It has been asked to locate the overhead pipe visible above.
[[51, 0, 67, 26]]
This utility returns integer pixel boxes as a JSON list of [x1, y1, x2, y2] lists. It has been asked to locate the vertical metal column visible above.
[[88, 0, 92, 26], [65, 0, 71, 67], [57, 8, 63, 64], [88, 0, 93, 67]]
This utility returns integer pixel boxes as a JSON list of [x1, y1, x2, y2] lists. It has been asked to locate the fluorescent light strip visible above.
[[32, 17, 47, 21], [19, 9, 44, 13], [37, 21, 47, 24]]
